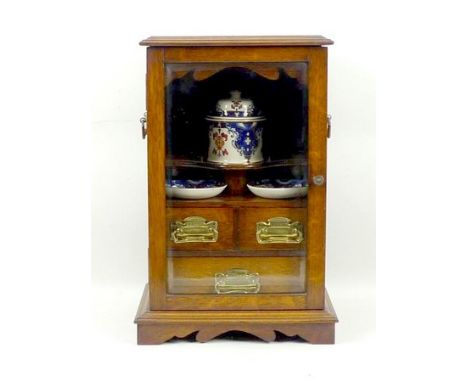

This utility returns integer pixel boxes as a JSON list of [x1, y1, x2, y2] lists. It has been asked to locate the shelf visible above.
[[166, 157, 306, 170], [168, 250, 306, 257], [167, 195, 306, 208]]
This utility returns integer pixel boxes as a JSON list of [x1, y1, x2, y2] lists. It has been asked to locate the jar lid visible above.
[[206, 91, 266, 122]]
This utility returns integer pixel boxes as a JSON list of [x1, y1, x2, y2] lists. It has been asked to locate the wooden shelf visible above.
[[167, 195, 307, 208], [168, 249, 306, 257], [166, 157, 306, 170]]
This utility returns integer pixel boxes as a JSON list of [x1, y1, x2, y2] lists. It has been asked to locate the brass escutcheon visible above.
[[214, 268, 260, 294], [256, 217, 304, 244], [170, 216, 218, 243]]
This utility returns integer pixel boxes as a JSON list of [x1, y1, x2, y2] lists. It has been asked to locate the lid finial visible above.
[[230, 90, 242, 101]]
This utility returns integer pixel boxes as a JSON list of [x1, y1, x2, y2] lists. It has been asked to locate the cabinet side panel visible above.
[[307, 47, 328, 309], [147, 48, 167, 310]]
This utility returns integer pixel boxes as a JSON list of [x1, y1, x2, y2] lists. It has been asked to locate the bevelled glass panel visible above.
[[167, 256, 306, 295]]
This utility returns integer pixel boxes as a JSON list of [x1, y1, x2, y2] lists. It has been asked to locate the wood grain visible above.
[[164, 47, 311, 63], [195, 327, 276, 342], [306, 48, 328, 309], [135, 285, 337, 344], [224, 170, 247, 196], [163, 293, 306, 310], [167, 195, 306, 209], [140, 35, 333, 47], [168, 249, 305, 257], [165, 63, 307, 85], [147, 48, 167, 310]]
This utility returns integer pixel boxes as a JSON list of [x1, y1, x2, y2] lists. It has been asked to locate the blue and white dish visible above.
[[166, 179, 227, 199], [247, 179, 308, 199]]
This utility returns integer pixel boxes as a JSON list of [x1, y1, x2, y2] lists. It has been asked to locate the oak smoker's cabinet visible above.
[[134, 36, 338, 344]]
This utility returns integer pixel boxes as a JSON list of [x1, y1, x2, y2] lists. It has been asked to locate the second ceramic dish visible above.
[[247, 179, 308, 199]]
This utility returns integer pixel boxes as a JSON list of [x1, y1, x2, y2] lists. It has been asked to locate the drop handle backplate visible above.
[[170, 216, 218, 243], [256, 217, 304, 244], [215, 268, 260, 294], [140, 112, 147, 139]]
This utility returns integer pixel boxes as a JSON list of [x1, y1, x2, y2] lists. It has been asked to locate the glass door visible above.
[[163, 61, 310, 309]]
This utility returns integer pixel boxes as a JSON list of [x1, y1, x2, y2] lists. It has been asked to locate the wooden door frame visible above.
[[146, 46, 328, 310], [147, 48, 167, 310], [306, 47, 328, 309]]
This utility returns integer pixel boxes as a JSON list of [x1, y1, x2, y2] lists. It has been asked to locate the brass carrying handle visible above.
[[214, 268, 260, 294], [256, 217, 304, 244], [170, 216, 218, 243]]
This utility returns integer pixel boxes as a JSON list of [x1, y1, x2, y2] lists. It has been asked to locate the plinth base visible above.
[[134, 285, 338, 344]]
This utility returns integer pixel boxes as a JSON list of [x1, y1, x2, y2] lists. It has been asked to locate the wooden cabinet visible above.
[[134, 36, 338, 344]]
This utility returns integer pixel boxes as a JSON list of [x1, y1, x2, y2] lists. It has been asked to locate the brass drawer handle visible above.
[[215, 268, 260, 294], [170, 216, 218, 243], [256, 217, 304, 244]]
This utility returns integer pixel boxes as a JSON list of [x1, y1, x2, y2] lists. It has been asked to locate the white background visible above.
[[1, 0, 467, 381], [91, 0, 376, 347]]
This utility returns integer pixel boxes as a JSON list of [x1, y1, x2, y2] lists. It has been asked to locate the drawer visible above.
[[167, 256, 305, 294], [238, 208, 307, 250], [167, 207, 235, 251]]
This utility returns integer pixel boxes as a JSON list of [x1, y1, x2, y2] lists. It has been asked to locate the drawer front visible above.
[[168, 256, 305, 294], [238, 208, 307, 250], [167, 207, 235, 251]]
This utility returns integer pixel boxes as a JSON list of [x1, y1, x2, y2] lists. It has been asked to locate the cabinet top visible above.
[[139, 35, 333, 47]]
